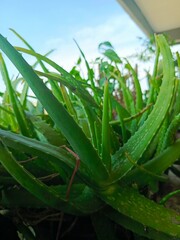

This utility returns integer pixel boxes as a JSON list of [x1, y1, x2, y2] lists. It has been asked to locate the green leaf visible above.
[[98, 42, 122, 63], [1, 183, 103, 214], [28, 114, 67, 146], [10, 28, 63, 102], [125, 60, 143, 111], [74, 40, 97, 100], [0, 53, 36, 138], [0, 129, 88, 182], [0, 140, 77, 212], [15, 47, 98, 108], [111, 35, 176, 182], [105, 207, 174, 240], [101, 81, 111, 171], [60, 84, 78, 121], [99, 184, 180, 238], [125, 139, 180, 186]]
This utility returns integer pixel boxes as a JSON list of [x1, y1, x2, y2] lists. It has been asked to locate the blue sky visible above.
[[0, 0, 146, 89]]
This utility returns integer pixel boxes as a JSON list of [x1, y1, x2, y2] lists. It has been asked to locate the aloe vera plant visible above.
[[0, 31, 179, 239]]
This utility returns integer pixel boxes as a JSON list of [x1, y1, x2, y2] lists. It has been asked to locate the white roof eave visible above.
[[117, 0, 180, 43]]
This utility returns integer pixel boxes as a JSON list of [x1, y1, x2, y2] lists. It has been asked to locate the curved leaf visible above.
[[111, 35, 175, 182]]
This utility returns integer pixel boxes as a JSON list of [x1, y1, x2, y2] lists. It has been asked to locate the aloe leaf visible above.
[[0, 53, 36, 138], [0, 34, 109, 185], [94, 122, 103, 154], [125, 60, 143, 111], [0, 141, 77, 212], [117, 73, 135, 114], [83, 103, 101, 149], [171, 52, 180, 117], [154, 118, 169, 155], [0, 92, 17, 130], [10, 28, 57, 92], [139, 43, 160, 125], [19, 80, 29, 107], [10, 28, 53, 72], [1, 183, 103, 214], [28, 114, 67, 146], [116, 72, 138, 132], [0, 129, 89, 181], [60, 84, 78, 121], [10, 28, 63, 102], [35, 69, 88, 102], [159, 189, 180, 205], [15, 47, 98, 108], [101, 81, 111, 171], [0, 129, 108, 186], [116, 104, 127, 142], [111, 35, 176, 182], [99, 184, 180, 238], [162, 113, 180, 150], [98, 41, 122, 64], [74, 40, 98, 100], [105, 207, 174, 240], [0, 105, 14, 116], [10, 28, 54, 63], [10, 28, 41, 58], [125, 139, 180, 185]]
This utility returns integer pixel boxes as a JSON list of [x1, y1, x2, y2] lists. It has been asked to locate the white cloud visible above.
[[0, 13, 147, 92], [43, 13, 146, 72]]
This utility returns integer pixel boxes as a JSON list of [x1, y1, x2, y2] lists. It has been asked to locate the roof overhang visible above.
[[117, 0, 180, 43]]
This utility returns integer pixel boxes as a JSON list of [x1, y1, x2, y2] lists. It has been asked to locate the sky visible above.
[[0, 0, 147, 90]]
